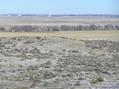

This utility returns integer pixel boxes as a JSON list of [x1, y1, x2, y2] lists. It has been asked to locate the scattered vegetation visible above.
[[0, 26, 5, 31], [0, 37, 118, 89], [0, 24, 119, 32], [90, 76, 104, 84]]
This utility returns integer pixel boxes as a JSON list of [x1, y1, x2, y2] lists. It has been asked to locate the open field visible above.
[[0, 36, 119, 89], [0, 30, 119, 89], [0, 30, 119, 41], [0, 16, 119, 32], [0, 16, 119, 25], [0, 16, 119, 89]]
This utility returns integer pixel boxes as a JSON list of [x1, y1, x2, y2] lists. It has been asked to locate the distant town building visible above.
[[18, 14, 22, 16], [48, 12, 51, 17]]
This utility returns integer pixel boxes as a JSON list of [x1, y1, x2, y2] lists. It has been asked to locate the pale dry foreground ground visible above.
[[0, 31, 119, 89]]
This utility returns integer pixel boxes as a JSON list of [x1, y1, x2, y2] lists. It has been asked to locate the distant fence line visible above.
[[0, 24, 119, 32]]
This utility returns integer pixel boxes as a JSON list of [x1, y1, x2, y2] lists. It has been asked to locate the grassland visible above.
[[0, 16, 119, 25], [0, 30, 119, 41], [0, 36, 119, 89], [0, 16, 119, 89]]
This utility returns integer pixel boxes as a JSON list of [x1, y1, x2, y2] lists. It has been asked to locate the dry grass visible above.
[[0, 30, 119, 41], [0, 16, 119, 25]]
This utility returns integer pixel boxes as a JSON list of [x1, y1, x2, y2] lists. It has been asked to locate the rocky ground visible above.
[[0, 36, 119, 89]]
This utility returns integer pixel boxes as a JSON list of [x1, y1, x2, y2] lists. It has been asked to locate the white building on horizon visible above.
[[48, 12, 51, 17]]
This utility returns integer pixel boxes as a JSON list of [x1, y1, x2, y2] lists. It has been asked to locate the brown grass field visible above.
[[0, 16, 119, 89], [0, 16, 119, 25], [0, 30, 119, 41]]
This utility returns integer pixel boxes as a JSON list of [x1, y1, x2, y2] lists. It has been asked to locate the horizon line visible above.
[[0, 13, 119, 16]]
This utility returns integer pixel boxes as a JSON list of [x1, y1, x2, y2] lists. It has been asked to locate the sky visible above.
[[0, 0, 119, 15]]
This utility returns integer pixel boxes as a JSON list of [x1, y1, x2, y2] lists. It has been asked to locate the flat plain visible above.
[[0, 16, 119, 89], [0, 16, 119, 25], [0, 30, 119, 41]]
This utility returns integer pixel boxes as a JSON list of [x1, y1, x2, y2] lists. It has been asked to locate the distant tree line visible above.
[[0, 24, 119, 32]]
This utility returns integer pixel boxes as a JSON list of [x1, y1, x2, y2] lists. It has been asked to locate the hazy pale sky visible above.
[[0, 0, 119, 14]]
